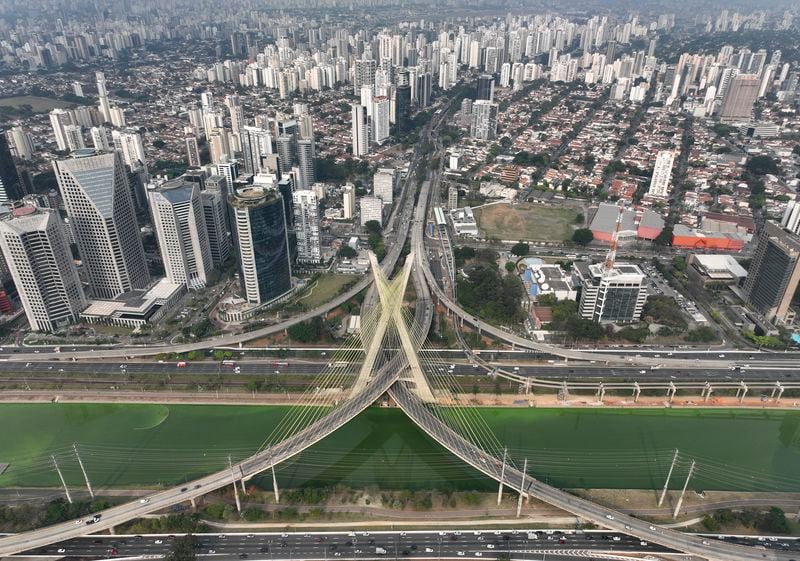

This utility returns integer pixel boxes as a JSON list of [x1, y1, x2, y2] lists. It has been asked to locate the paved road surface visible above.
[[20, 529, 800, 559]]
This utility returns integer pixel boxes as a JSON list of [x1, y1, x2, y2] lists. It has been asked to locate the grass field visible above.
[[0, 405, 798, 492], [0, 96, 74, 112], [474, 203, 577, 241], [298, 275, 356, 309]]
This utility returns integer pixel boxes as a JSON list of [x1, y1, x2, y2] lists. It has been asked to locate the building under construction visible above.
[[572, 202, 648, 323]]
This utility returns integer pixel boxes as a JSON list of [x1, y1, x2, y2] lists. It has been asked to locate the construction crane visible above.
[[603, 203, 626, 274]]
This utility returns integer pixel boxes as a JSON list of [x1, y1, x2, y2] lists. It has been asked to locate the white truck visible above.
[[375, 548, 387, 555]]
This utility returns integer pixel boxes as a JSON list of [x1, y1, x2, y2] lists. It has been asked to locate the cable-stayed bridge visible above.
[[0, 253, 795, 561]]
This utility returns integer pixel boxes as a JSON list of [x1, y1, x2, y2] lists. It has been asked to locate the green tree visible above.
[[364, 220, 382, 235], [571, 228, 594, 246], [287, 317, 324, 343], [338, 245, 357, 259], [165, 534, 195, 561], [757, 507, 790, 534], [510, 242, 530, 257], [505, 261, 517, 273], [745, 155, 780, 176], [654, 226, 673, 246], [672, 256, 687, 272]]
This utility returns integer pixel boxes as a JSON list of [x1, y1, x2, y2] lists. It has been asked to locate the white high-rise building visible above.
[[360, 195, 383, 226], [647, 150, 675, 198], [53, 150, 150, 299], [90, 126, 111, 152], [49, 108, 75, 151], [111, 129, 147, 174], [6, 127, 34, 160], [372, 96, 390, 145], [0, 206, 86, 332], [351, 103, 370, 157], [241, 125, 273, 174], [147, 177, 213, 289], [470, 100, 498, 140], [781, 197, 800, 235], [225, 94, 245, 135], [63, 125, 85, 152], [342, 184, 355, 220], [293, 190, 321, 263], [184, 128, 202, 167], [96, 71, 112, 124], [373, 168, 395, 205]]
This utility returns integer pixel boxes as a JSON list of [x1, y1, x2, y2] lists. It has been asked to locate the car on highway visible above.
[[208, 549, 215, 554], [57, 548, 66, 553], [456, 552, 465, 556], [605, 514, 614, 520], [154, 540, 163, 545], [139, 498, 149, 504], [425, 548, 434, 553]]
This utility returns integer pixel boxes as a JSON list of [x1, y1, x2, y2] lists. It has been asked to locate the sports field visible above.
[[0, 96, 74, 112], [0, 405, 798, 492], [473, 203, 577, 242]]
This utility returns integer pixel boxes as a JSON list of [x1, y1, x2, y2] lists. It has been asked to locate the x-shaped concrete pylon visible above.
[[348, 250, 436, 403]]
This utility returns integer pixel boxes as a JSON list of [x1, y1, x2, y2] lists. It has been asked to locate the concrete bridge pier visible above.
[[772, 382, 784, 402], [701, 382, 712, 402], [736, 381, 748, 402], [596, 383, 605, 403], [633, 382, 641, 403], [190, 497, 197, 509], [667, 381, 676, 403]]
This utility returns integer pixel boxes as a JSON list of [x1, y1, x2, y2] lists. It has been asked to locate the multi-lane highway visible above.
[[23, 529, 800, 559]]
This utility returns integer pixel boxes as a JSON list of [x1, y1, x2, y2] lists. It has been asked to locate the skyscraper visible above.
[[476, 74, 495, 101], [354, 59, 377, 95], [351, 103, 370, 157], [372, 96, 391, 145], [470, 100, 498, 140], [0, 131, 24, 205], [719, 74, 760, 122], [90, 126, 111, 152], [96, 72, 112, 124], [292, 190, 321, 263], [147, 177, 213, 289], [241, 125, 273, 175], [295, 138, 316, 191], [230, 187, 293, 306], [342, 184, 355, 220], [184, 128, 202, 167], [6, 127, 34, 160], [744, 221, 800, 325], [647, 151, 675, 198], [373, 168, 395, 204], [49, 108, 75, 151], [0, 206, 86, 332], [54, 150, 150, 299], [201, 181, 231, 267], [225, 94, 244, 135]]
